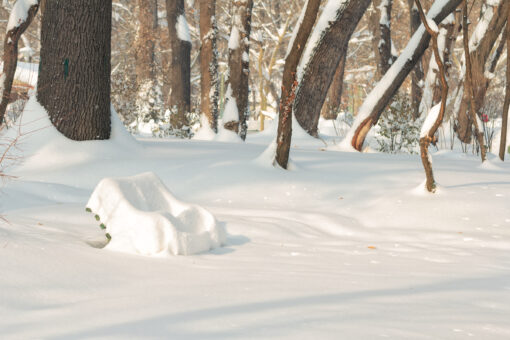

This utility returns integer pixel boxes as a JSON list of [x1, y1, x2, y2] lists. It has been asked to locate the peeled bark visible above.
[[0, 0, 40, 126], [275, 0, 321, 169], [294, 0, 372, 137], [349, 0, 462, 151], [500, 6, 510, 161], [455, 0, 509, 143], [370, 0, 395, 80], [224, 0, 254, 141], [37, 0, 112, 141], [415, 0, 448, 193], [166, 0, 192, 129], [199, 0, 219, 132]]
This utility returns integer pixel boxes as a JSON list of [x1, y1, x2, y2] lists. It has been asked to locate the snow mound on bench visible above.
[[87, 172, 226, 256]]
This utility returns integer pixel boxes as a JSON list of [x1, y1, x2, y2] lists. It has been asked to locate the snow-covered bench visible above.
[[87, 172, 225, 256]]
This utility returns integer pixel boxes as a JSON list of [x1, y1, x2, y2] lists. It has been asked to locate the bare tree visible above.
[[37, 0, 112, 140], [293, 0, 372, 137], [199, 0, 219, 132], [370, 0, 395, 80], [415, 0, 448, 193], [275, 0, 321, 169], [407, 0, 425, 119], [166, 0, 192, 130], [0, 0, 40, 126], [223, 0, 254, 140], [500, 5, 510, 161]]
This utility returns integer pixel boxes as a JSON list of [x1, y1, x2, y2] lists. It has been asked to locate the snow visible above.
[[420, 103, 441, 137], [222, 84, 239, 123], [469, 1, 499, 52], [2, 93, 510, 336], [228, 26, 240, 50], [176, 14, 191, 43], [297, 0, 348, 80], [87, 172, 226, 256], [6, 0, 38, 32]]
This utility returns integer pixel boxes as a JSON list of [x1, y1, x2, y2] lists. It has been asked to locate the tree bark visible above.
[[349, 0, 462, 151], [135, 0, 163, 124], [294, 0, 372, 137], [370, 0, 395, 80], [407, 0, 425, 120], [37, 0, 112, 141], [455, 0, 509, 144], [415, 0, 448, 193], [500, 6, 510, 161], [166, 0, 191, 129], [321, 53, 347, 120], [0, 0, 40, 126], [275, 0, 321, 169], [199, 0, 219, 132], [224, 0, 254, 141]]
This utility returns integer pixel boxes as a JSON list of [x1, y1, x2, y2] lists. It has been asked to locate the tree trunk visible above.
[[275, 0, 321, 169], [135, 0, 164, 124], [321, 53, 347, 120], [0, 0, 40, 126], [348, 0, 462, 151], [500, 6, 510, 161], [462, 0, 487, 162], [294, 0, 372, 137], [455, 0, 509, 144], [224, 0, 254, 141], [37, 0, 112, 141], [166, 0, 191, 130], [370, 0, 395, 80], [199, 0, 219, 132], [414, 0, 448, 193], [408, 0, 425, 119]]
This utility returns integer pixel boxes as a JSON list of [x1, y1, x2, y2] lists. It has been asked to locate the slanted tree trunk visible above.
[[224, 0, 254, 141], [347, 0, 462, 151], [462, 0, 487, 162], [415, 0, 448, 193], [407, 0, 425, 119], [275, 0, 321, 169], [293, 0, 372, 137], [321, 53, 346, 120], [199, 0, 219, 132], [37, 0, 112, 141], [370, 0, 395, 80], [500, 6, 510, 161], [135, 0, 164, 125], [455, 0, 509, 144], [0, 0, 40, 126], [166, 0, 191, 130]]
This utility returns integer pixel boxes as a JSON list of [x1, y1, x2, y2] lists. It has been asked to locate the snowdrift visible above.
[[87, 172, 226, 256]]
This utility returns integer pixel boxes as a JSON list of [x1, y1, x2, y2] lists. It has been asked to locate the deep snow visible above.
[[1, 99, 510, 339]]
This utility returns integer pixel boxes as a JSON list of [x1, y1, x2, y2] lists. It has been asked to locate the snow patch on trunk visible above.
[[87, 172, 226, 256], [6, 0, 38, 32], [176, 14, 191, 42]]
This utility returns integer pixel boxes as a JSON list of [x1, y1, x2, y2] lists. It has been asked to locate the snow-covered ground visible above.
[[1, 100, 510, 339]]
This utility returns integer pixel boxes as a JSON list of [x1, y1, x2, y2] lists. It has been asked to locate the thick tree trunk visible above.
[[294, 0, 372, 137], [408, 0, 425, 119], [37, 0, 112, 141], [0, 0, 40, 126], [199, 0, 219, 132], [166, 0, 191, 130], [500, 7, 510, 161], [135, 0, 163, 124], [348, 0, 462, 151], [321, 53, 347, 120], [275, 0, 321, 169], [455, 0, 509, 144], [224, 0, 254, 141], [370, 0, 395, 80]]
